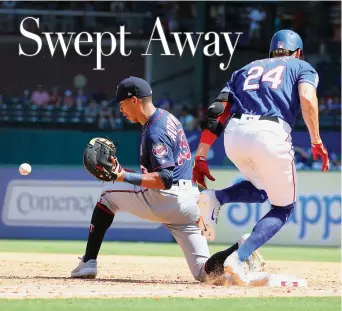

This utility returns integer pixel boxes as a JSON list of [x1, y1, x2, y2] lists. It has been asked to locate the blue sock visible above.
[[215, 180, 268, 205], [237, 203, 295, 261]]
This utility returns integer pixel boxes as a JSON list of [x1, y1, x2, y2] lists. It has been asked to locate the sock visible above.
[[83, 205, 114, 262], [215, 180, 268, 205], [237, 203, 295, 262], [205, 243, 239, 276]]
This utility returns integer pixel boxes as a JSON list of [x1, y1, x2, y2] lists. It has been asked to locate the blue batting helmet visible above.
[[269, 29, 303, 58]]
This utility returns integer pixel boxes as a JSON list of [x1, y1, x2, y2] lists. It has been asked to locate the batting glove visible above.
[[311, 142, 330, 172], [192, 156, 215, 189]]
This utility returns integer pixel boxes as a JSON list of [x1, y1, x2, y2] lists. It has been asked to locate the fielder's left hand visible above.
[[311, 142, 329, 172]]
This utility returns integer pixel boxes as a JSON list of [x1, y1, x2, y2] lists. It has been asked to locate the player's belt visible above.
[[232, 113, 279, 123], [172, 179, 193, 189]]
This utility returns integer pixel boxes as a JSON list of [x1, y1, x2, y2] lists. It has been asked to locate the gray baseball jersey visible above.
[[97, 109, 210, 281]]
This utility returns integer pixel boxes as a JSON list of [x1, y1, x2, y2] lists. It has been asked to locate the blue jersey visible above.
[[140, 108, 192, 183], [228, 57, 319, 128]]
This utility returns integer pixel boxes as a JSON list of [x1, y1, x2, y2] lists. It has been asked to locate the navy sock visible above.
[[237, 203, 295, 261], [84, 205, 114, 262], [215, 180, 268, 205], [205, 243, 239, 277]]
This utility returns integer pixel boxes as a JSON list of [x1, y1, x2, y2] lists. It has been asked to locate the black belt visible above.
[[232, 113, 279, 123], [173, 180, 193, 186]]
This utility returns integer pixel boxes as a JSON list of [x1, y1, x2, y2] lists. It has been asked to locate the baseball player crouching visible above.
[[71, 77, 265, 285]]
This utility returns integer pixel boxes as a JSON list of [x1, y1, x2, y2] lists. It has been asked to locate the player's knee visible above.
[[190, 264, 207, 282], [92, 203, 115, 230], [271, 202, 295, 218], [238, 180, 268, 203], [193, 271, 205, 282]]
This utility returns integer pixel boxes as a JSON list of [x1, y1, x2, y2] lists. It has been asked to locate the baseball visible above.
[[19, 163, 32, 175]]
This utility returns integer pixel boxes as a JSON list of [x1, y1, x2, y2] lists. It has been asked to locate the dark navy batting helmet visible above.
[[269, 29, 303, 58]]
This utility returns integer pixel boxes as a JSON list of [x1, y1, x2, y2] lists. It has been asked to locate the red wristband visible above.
[[199, 129, 217, 146]]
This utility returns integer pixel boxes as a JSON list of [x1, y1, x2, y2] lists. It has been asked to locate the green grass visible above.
[[0, 298, 340, 311], [0, 240, 340, 262]]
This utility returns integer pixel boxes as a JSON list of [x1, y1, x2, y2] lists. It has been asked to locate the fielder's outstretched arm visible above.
[[118, 170, 172, 190], [112, 157, 172, 190]]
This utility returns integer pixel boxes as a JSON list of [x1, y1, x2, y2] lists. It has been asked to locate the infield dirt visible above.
[[0, 253, 340, 299]]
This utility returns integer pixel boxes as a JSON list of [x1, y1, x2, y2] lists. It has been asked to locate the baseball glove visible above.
[[83, 137, 123, 182]]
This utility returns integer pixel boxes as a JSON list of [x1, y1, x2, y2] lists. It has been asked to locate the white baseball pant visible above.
[[224, 114, 296, 206]]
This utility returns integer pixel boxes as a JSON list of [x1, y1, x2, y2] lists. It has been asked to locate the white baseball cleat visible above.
[[238, 233, 265, 273], [224, 251, 269, 287], [71, 256, 98, 279], [197, 190, 221, 241]]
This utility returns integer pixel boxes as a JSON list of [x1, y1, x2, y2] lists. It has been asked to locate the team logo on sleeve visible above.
[[152, 142, 168, 158]]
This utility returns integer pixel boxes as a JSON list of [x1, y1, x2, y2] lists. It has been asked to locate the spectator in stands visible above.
[[98, 100, 116, 129], [92, 87, 107, 103], [179, 106, 196, 130], [193, 105, 206, 130], [110, 1, 125, 12], [84, 2, 97, 32], [208, 4, 226, 31], [318, 97, 327, 114], [323, 89, 341, 114], [329, 150, 342, 170], [216, 5, 226, 31], [156, 92, 174, 111], [40, 3, 58, 32], [331, 96, 341, 114], [274, 8, 282, 32], [0, 1, 16, 34], [84, 99, 99, 124], [293, 145, 313, 170], [2, 1, 16, 8], [49, 87, 62, 107], [328, 2, 341, 42], [248, 6, 266, 41], [292, 10, 307, 41], [21, 89, 31, 106], [62, 90, 75, 108], [61, 2, 77, 32], [31, 85, 50, 106], [163, 2, 180, 33], [75, 88, 88, 108]]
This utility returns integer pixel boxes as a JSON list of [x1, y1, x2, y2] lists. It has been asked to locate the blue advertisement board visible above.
[[0, 167, 173, 242], [209, 170, 341, 246]]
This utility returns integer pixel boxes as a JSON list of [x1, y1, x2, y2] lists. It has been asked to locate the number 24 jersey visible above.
[[227, 57, 319, 128]]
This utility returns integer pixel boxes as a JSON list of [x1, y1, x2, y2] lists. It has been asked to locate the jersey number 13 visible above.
[[177, 129, 191, 165], [243, 65, 285, 91]]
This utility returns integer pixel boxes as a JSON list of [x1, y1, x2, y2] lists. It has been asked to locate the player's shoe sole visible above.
[[71, 269, 97, 279], [224, 251, 268, 287], [224, 265, 269, 287], [71, 257, 98, 279]]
